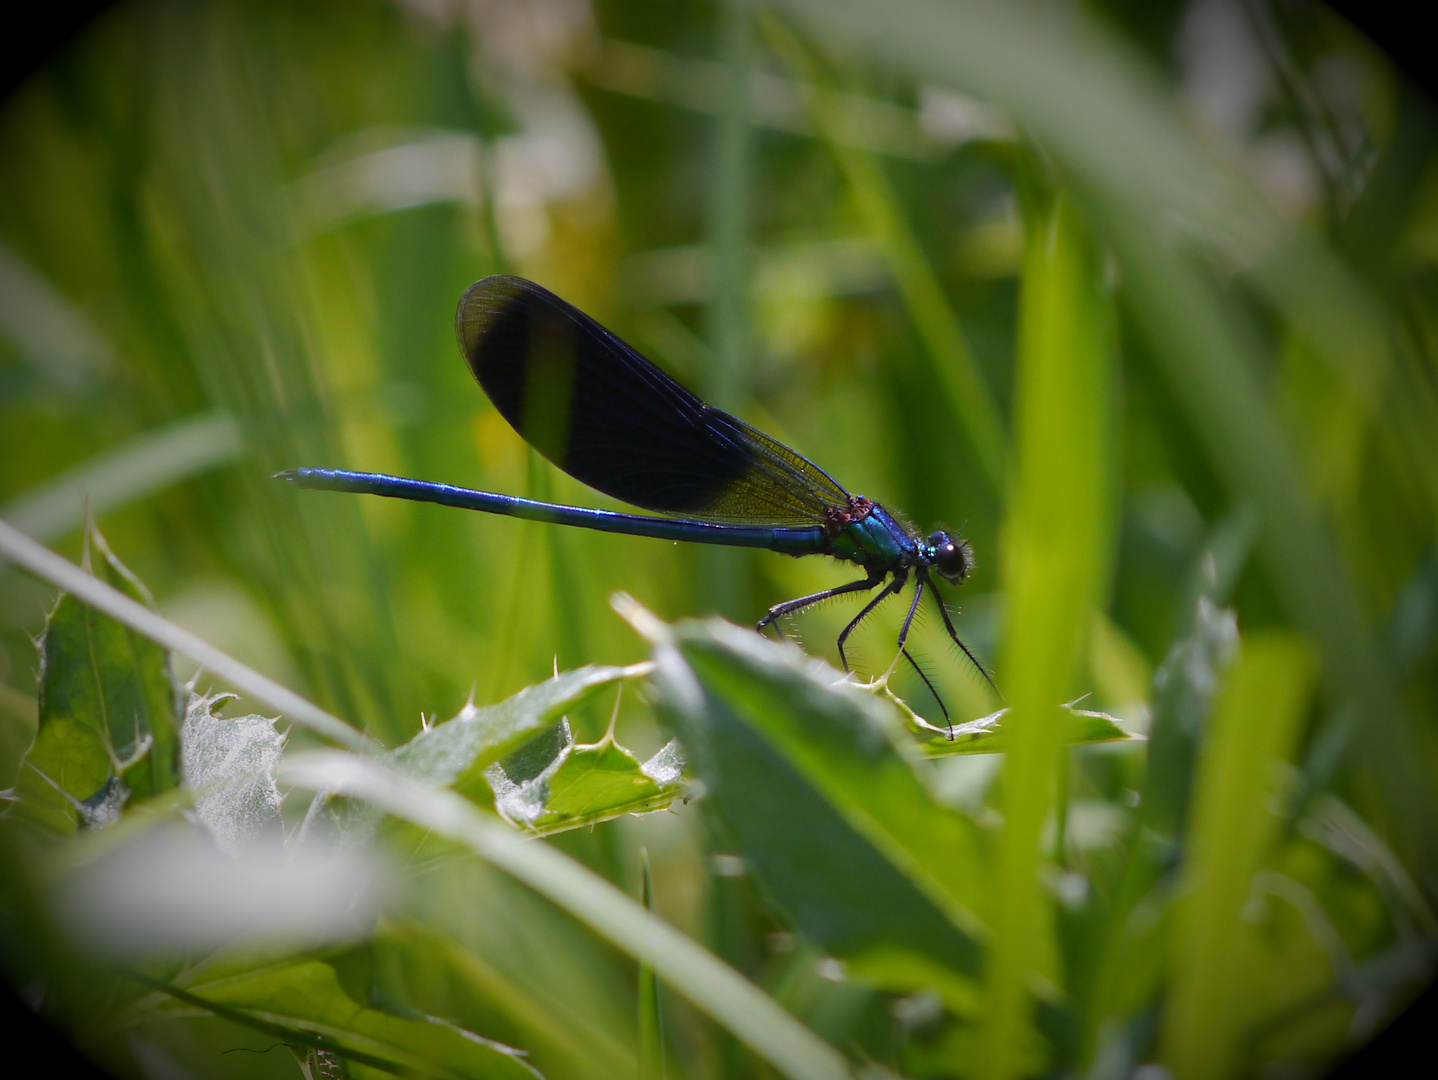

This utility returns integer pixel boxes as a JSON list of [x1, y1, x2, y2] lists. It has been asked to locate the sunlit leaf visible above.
[[634, 606, 987, 974], [486, 723, 685, 835], [389, 664, 651, 798], [11, 525, 179, 835]]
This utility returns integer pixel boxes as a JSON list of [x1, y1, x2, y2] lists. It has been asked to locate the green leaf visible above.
[[639, 609, 987, 975], [141, 951, 541, 1080], [540, 737, 660, 818], [12, 525, 179, 834], [487, 725, 684, 835], [319, 664, 660, 842], [389, 664, 650, 798]]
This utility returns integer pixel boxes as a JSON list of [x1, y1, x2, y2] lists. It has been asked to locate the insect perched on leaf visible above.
[[281, 276, 990, 724]]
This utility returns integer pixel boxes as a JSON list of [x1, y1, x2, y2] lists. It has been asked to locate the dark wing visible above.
[[456, 276, 850, 526]]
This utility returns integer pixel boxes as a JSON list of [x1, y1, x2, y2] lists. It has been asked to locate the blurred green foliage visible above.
[[2, 1, 1437, 1078]]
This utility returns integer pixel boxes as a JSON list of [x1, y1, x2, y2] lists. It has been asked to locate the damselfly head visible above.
[[928, 531, 974, 584]]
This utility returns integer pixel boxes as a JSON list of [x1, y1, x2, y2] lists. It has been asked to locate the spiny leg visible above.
[[927, 571, 998, 695], [895, 572, 925, 651], [836, 575, 905, 672], [901, 647, 952, 735], [757, 571, 884, 641], [893, 575, 954, 734]]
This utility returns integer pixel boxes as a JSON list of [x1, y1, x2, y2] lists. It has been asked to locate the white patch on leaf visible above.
[[181, 692, 286, 856], [640, 739, 685, 786], [484, 718, 574, 827]]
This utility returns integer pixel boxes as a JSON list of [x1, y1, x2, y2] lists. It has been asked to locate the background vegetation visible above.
[[1, 1, 1435, 1078]]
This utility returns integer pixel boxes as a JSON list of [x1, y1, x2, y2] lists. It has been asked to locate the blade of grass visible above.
[[701, 0, 757, 624], [280, 750, 854, 1080], [0, 520, 374, 754], [638, 847, 665, 1080], [0, 240, 114, 388], [762, 16, 1008, 497], [0, 412, 242, 546], [707, 0, 755, 415], [981, 190, 1114, 1080], [1160, 632, 1318, 1080], [142, 2, 411, 743], [581, 37, 936, 161]]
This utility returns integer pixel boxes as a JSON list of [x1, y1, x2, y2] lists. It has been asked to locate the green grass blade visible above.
[[980, 191, 1115, 1080], [699, 0, 759, 625], [638, 847, 665, 1080], [1160, 633, 1318, 1080], [281, 751, 855, 1080], [706, 0, 755, 415], [0, 412, 242, 546], [763, 16, 1008, 495]]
